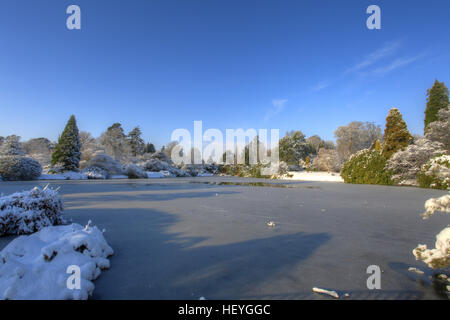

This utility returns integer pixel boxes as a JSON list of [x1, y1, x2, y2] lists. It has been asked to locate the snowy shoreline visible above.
[[281, 171, 344, 182]]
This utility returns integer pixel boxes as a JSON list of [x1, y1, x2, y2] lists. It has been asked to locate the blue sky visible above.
[[0, 0, 449, 148]]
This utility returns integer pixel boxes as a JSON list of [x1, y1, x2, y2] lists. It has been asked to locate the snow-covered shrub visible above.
[[341, 149, 392, 185], [86, 153, 123, 177], [144, 158, 172, 172], [425, 105, 450, 152], [421, 194, 450, 220], [417, 155, 450, 190], [144, 158, 190, 177], [310, 148, 342, 172], [271, 161, 291, 179], [0, 186, 64, 236], [413, 227, 450, 269], [385, 139, 446, 186], [0, 156, 42, 181], [413, 194, 450, 269], [204, 163, 219, 174], [0, 135, 24, 156], [124, 164, 147, 179], [81, 166, 107, 179], [150, 151, 172, 162], [0, 222, 113, 299], [22, 138, 54, 167]]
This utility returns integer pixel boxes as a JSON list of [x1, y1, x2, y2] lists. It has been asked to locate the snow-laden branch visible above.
[[413, 194, 450, 269]]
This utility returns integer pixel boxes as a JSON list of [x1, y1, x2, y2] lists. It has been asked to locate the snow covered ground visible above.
[[36, 171, 175, 180], [0, 222, 113, 299], [282, 171, 344, 182]]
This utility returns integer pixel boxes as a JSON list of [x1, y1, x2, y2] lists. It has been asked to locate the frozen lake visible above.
[[0, 177, 448, 299]]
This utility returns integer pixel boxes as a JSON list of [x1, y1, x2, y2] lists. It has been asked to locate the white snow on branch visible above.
[[0, 186, 64, 236], [312, 287, 339, 299], [422, 194, 450, 220], [0, 222, 114, 300], [413, 226, 450, 269]]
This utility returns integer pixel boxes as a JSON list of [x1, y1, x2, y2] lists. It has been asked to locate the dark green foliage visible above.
[[341, 149, 392, 185], [382, 108, 413, 159], [279, 131, 312, 165], [128, 126, 145, 156], [424, 80, 449, 132], [145, 143, 156, 153], [51, 115, 81, 171]]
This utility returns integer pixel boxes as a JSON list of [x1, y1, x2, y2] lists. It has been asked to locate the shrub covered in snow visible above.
[[0, 222, 113, 299], [425, 105, 450, 152], [81, 166, 107, 180], [417, 155, 450, 190], [144, 158, 172, 172], [310, 148, 342, 172], [0, 156, 42, 181], [144, 158, 190, 177], [86, 153, 123, 177], [0, 186, 64, 236], [413, 194, 450, 269], [0, 135, 24, 156], [385, 139, 446, 186], [413, 227, 450, 269], [124, 163, 147, 179], [341, 149, 392, 185]]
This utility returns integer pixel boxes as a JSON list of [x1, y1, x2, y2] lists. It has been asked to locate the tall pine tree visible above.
[[382, 108, 413, 159], [51, 115, 81, 171], [424, 80, 449, 132], [128, 126, 145, 156]]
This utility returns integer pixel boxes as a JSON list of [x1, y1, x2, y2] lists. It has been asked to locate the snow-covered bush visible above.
[[0, 156, 42, 181], [413, 194, 450, 269], [421, 194, 450, 220], [144, 158, 172, 172], [86, 153, 123, 177], [310, 148, 342, 172], [22, 138, 54, 167], [81, 166, 107, 179], [150, 151, 172, 162], [425, 105, 450, 152], [144, 158, 190, 177], [414, 227, 450, 269], [341, 149, 392, 185], [0, 222, 113, 299], [417, 155, 450, 190], [124, 164, 147, 179], [385, 139, 446, 186], [0, 186, 64, 236], [0, 135, 24, 156]]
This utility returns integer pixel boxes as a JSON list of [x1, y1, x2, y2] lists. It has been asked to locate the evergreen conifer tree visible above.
[[128, 126, 145, 156], [424, 80, 449, 132], [145, 143, 156, 153], [51, 115, 81, 171], [382, 108, 412, 159]]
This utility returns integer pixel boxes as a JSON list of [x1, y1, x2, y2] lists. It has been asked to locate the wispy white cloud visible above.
[[371, 53, 426, 75], [264, 99, 288, 121], [345, 41, 401, 74], [310, 81, 331, 93]]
